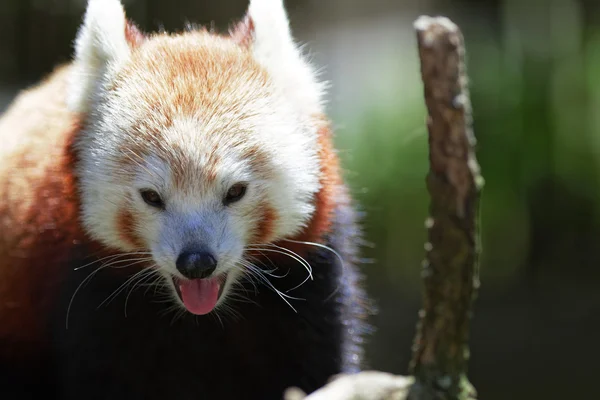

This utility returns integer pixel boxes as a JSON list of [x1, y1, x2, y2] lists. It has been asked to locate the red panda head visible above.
[[68, 0, 328, 315]]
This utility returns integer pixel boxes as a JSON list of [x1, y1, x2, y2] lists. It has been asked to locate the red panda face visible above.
[[70, 0, 326, 315]]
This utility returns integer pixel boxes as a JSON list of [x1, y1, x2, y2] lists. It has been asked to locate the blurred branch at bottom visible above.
[[284, 372, 412, 400]]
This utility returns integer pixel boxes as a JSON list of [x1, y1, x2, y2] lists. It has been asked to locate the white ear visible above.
[[67, 0, 131, 114], [246, 0, 325, 115]]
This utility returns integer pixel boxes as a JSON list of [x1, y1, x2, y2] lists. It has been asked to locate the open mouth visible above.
[[172, 274, 227, 316]]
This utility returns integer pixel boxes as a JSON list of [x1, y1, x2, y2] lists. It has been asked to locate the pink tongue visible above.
[[179, 277, 221, 315]]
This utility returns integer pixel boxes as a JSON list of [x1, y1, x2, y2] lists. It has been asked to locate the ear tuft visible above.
[[67, 0, 131, 114], [247, 0, 294, 53], [125, 21, 146, 49], [239, 0, 326, 116], [230, 15, 255, 48]]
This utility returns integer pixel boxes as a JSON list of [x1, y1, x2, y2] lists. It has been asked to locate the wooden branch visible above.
[[283, 15, 483, 400], [408, 15, 481, 400]]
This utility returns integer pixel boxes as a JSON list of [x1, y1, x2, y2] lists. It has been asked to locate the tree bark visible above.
[[407, 15, 481, 400], [284, 15, 483, 400]]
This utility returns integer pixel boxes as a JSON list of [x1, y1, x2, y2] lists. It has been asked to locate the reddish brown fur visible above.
[[204, 145, 221, 184], [241, 144, 272, 178], [0, 66, 110, 363], [116, 208, 145, 249], [252, 203, 278, 244]]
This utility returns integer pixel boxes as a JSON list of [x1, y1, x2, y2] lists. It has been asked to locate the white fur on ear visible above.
[[247, 0, 325, 115], [67, 0, 131, 114]]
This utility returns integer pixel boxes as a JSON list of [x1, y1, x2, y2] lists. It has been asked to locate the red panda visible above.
[[0, 0, 370, 398]]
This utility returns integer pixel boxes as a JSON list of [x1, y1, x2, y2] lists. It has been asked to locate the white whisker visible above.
[[281, 238, 345, 271], [74, 252, 152, 271], [97, 266, 155, 309], [243, 246, 313, 294], [242, 262, 303, 312], [66, 256, 153, 329], [245, 245, 313, 281], [281, 238, 347, 302], [66, 264, 106, 329], [124, 267, 160, 317]]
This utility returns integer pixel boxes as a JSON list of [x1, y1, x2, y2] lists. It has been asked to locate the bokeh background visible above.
[[1, 0, 599, 398]]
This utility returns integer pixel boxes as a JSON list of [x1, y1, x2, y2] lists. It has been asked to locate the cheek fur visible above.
[[116, 207, 145, 249], [250, 202, 278, 244]]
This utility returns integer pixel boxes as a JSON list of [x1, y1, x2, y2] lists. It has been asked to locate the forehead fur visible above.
[[105, 31, 276, 183], [115, 32, 270, 118]]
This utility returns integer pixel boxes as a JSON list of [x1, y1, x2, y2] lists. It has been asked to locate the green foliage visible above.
[[331, 14, 600, 291]]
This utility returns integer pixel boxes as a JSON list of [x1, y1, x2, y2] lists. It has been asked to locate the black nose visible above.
[[176, 251, 217, 279]]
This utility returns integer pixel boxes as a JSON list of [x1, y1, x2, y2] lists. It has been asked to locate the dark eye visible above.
[[140, 189, 164, 209], [224, 183, 247, 205]]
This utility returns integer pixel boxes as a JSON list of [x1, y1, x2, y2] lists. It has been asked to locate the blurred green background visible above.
[[1, 0, 599, 398]]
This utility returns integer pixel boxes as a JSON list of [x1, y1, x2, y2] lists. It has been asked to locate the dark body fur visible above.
[[0, 201, 369, 400]]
